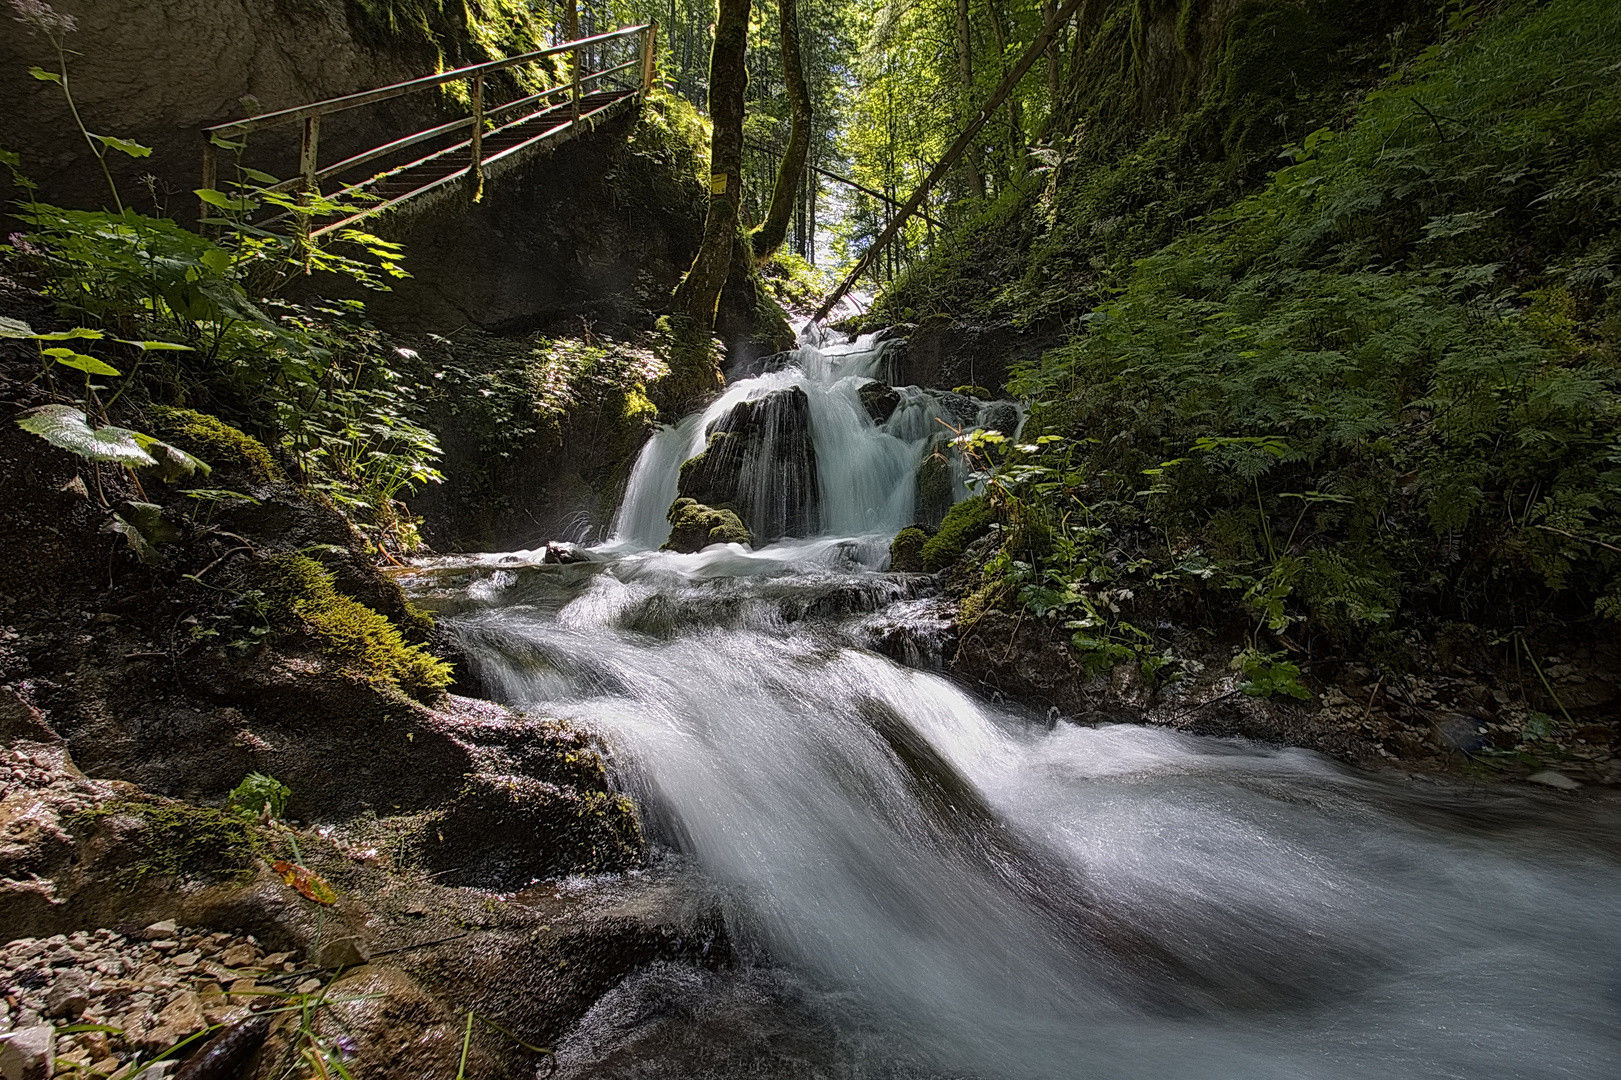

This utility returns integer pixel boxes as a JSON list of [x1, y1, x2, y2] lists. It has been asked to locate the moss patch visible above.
[[147, 406, 282, 484], [79, 798, 262, 883], [664, 498, 753, 552], [921, 496, 997, 572], [263, 554, 452, 702], [890, 527, 930, 572]]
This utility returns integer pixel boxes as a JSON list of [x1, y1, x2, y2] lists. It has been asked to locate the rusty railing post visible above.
[[297, 115, 320, 257], [570, 44, 582, 123], [469, 71, 484, 201], [641, 21, 657, 93]]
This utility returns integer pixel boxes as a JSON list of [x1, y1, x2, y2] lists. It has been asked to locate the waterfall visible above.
[[608, 332, 1012, 550]]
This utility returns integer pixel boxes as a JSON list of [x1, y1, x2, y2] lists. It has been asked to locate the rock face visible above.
[[675, 388, 820, 544], [0, 0, 426, 228], [663, 499, 753, 553]]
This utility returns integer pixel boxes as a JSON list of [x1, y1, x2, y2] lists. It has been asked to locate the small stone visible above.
[[139, 922, 177, 942], [0, 1023, 55, 1080], [147, 941, 178, 954], [156, 992, 205, 1038], [215, 944, 258, 969], [1528, 770, 1580, 790], [225, 979, 258, 1002], [45, 972, 90, 1018], [169, 952, 200, 968], [294, 979, 322, 995], [259, 952, 293, 968], [311, 937, 368, 970]]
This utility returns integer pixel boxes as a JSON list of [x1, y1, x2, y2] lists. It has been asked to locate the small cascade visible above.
[[609, 331, 1022, 551]]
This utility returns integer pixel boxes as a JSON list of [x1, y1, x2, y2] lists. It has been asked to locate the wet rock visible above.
[[978, 400, 1020, 437], [675, 387, 819, 542], [426, 773, 644, 890], [663, 499, 753, 554], [889, 527, 930, 573], [1527, 770, 1581, 790], [914, 447, 956, 530], [1433, 713, 1489, 752], [857, 380, 901, 424], [0, 1024, 54, 1080]]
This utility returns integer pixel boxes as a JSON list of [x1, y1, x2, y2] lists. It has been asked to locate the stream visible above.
[[405, 333, 1621, 1079]]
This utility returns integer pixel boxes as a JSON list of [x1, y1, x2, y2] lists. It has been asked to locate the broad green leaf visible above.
[[199, 248, 234, 274], [104, 514, 160, 565], [16, 405, 156, 466], [27, 66, 61, 83], [31, 328, 104, 341], [118, 339, 194, 352], [130, 433, 211, 482], [0, 316, 34, 338], [43, 347, 121, 376], [116, 501, 183, 544], [93, 134, 153, 158], [239, 167, 280, 185], [194, 188, 257, 213]]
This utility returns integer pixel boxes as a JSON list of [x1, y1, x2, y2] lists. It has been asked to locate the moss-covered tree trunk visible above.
[[670, 0, 751, 331], [751, 0, 812, 261]]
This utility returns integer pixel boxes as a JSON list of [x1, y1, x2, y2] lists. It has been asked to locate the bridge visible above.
[[200, 23, 657, 242]]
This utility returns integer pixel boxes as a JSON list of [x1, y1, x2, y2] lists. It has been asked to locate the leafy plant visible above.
[[227, 772, 292, 822]]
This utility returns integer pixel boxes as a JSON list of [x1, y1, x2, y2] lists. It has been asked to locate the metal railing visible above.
[[201, 22, 657, 240]]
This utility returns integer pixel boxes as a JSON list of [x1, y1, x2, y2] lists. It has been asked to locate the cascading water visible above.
[[405, 332, 1621, 1079]]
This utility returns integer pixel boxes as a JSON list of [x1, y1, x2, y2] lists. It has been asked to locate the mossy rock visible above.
[[262, 554, 452, 702], [147, 406, 282, 485], [78, 797, 262, 883], [663, 498, 753, 553], [890, 526, 931, 573], [915, 450, 956, 530], [921, 495, 997, 572]]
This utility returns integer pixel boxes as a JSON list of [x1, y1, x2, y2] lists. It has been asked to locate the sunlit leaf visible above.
[[15, 405, 156, 466], [32, 327, 105, 341], [27, 66, 61, 83], [43, 347, 121, 376], [118, 338, 194, 352], [195, 188, 258, 212], [129, 433, 211, 481], [0, 316, 35, 338], [271, 860, 338, 905], [94, 134, 153, 158]]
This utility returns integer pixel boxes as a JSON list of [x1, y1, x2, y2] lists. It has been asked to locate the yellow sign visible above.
[[710, 172, 728, 195]]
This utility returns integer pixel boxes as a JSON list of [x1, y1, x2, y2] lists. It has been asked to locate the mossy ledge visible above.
[[261, 553, 452, 702], [146, 405, 282, 485]]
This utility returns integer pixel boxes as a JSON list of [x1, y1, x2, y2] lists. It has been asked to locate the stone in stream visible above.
[[675, 387, 820, 543], [664, 499, 754, 553], [857, 379, 901, 424]]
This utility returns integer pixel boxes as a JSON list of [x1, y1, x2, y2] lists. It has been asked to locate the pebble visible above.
[[0, 926, 304, 1079]]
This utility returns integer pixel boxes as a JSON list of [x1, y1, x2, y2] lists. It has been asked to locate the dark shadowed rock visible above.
[[675, 388, 820, 542], [858, 380, 901, 424]]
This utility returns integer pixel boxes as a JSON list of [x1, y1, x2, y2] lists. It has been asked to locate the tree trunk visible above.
[[671, 0, 751, 331], [955, 0, 985, 200], [752, 0, 812, 261]]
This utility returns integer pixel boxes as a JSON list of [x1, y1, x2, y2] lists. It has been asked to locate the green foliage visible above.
[[79, 798, 262, 882], [921, 494, 997, 571], [990, 0, 1621, 657], [1234, 648, 1313, 700], [227, 772, 293, 822], [262, 554, 453, 701]]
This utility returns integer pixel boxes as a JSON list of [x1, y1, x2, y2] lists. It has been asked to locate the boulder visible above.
[[663, 500, 753, 554], [857, 381, 901, 424], [675, 387, 819, 543]]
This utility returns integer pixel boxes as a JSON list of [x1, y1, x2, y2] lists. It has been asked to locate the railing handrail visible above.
[[205, 23, 652, 136]]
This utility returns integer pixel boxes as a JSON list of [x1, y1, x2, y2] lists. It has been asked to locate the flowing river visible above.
[[405, 333, 1621, 1079]]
